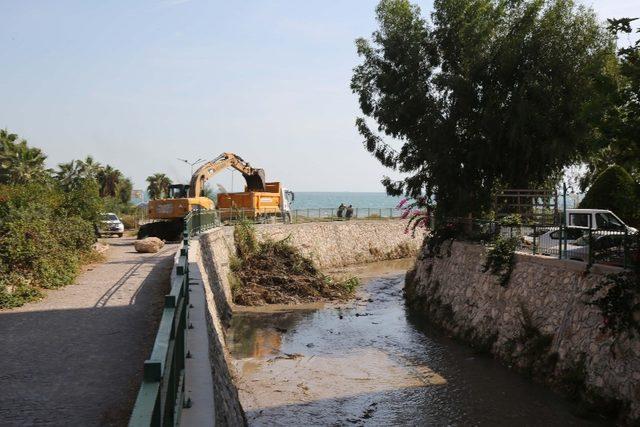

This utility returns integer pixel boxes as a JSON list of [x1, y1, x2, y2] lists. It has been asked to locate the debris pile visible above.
[[230, 221, 358, 306]]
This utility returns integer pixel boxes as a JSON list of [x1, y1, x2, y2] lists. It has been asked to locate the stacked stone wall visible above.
[[254, 219, 425, 268], [406, 241, 640, 421]]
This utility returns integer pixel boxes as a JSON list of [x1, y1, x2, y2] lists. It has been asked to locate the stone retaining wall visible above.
[[254, 220, 425, 268], [406, 241, 640, 421]]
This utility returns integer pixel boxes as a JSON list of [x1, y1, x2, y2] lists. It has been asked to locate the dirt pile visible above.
[[230, 222, 358, 306]]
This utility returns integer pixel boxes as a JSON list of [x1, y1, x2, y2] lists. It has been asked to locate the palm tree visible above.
[[77, 156, 102, 180], [55, 161, 83, 189], [146, 173, 172, 200], [97, 165, 122, 197], [0, 129, 47, 184]]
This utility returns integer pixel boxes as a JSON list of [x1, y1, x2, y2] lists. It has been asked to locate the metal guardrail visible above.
[[129, 233, 190, 426], [214, 207, 402, 224], [292, 207, 401, 222], [186, 209, 220, 235], [129, 211, 219, 426]]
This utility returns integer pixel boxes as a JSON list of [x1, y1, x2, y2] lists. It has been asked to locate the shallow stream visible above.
[[227, 259, 605, 426]]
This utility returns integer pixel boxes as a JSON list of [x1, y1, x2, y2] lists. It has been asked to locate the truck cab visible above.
[[566, 209, 637, 233]]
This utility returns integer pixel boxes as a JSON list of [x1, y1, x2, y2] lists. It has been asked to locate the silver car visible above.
[[99, 213, 124, 237]]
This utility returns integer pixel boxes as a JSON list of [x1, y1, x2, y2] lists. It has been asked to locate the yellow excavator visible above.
[[138, 152, 292, 240]]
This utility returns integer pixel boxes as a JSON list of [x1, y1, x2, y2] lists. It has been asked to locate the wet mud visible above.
[[227, 259, 606, 426]]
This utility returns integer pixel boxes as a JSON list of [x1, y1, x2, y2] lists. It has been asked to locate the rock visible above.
[[91, 242, 109, 254], [134, 237, 165, 253]]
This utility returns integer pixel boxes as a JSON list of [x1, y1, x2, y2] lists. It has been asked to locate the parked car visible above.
[[564, 233, 626, 263], [525, 227, 585, 255], [99, 213, 124, 237]]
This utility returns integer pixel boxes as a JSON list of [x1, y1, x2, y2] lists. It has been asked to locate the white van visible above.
[[566, 209, 637, 233]]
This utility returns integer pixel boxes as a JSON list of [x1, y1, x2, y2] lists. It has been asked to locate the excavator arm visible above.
[[188, 152, 266, 198]]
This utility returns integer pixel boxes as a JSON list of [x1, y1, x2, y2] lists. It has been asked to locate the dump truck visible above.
[[138, 152, 293, 240], [217, 181, 295, 222]]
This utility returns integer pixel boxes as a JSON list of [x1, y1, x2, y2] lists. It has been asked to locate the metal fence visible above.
[[213, 207, 402, 224], [129, 212, 219, 426], [291, 207, 401, 222], [186, 209, 220, 235], [442, 218, 639, 270]]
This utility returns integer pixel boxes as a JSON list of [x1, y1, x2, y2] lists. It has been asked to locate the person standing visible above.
[[337, 203, 346, 218], [345, 205, 354, 220]]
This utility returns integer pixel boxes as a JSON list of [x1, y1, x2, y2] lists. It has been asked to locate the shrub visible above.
[[586, 271, 640, 336], [233, 220, 259, 260], [0, 182, 98, 307], [580, 165, 639, 226], [483, 236, 519, 287], [120, 214, 138, 230]]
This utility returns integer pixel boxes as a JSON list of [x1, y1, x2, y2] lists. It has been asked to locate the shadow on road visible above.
[[0, 249, 173, 426]]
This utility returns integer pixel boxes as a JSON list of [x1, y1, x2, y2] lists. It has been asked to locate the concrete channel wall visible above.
[[406, 241, 640, 422], [193, 220, 424, 425]]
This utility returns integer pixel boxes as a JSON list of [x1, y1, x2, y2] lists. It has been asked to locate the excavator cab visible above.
[[168, 184, 190, 199]]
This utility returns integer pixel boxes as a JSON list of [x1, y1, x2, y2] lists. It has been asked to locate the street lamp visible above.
[[177, 158, 205, 177]]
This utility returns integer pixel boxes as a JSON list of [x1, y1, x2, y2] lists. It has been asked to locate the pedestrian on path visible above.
[[345, 205, 354, 220]]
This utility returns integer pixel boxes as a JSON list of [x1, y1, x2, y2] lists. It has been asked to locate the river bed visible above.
[[227, 259, 605, 426]]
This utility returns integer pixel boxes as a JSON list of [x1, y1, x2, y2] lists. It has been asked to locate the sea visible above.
[[290, 192, 403, 210]]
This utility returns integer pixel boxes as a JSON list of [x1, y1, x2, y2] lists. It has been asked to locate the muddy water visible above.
[[227, 259, 605, 426]]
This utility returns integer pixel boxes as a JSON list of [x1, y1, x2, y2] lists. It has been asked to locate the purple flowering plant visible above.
[[396, 197, 431, 236]]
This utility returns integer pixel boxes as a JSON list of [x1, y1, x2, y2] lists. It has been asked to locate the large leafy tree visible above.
[[352, 0, 616, 217], [579, 165, 639, 225], [146, 173, 172, 200], [117, 178, 133, 204], [0, 129, 48, 184], [582, 18, 640, 189]]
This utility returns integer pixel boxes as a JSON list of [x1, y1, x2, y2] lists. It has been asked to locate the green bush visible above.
[[120, 214, 138, 230], [0, 182, 98, 307], [580, 165, 640, 226], [483, 236, 519, 287]]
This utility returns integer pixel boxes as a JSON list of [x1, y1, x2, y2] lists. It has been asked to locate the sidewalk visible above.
[[0, 238, 177, 426]]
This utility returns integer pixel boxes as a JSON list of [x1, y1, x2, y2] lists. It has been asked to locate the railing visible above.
[[214, 207, 402, 224], [438, 218, 639, 270], [185, 209, 220, 235], [129, 211, 219, 426], [291, 207, 400, 222]]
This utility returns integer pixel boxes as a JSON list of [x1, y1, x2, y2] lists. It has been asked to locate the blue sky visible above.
[[0, 0, 637, 192]]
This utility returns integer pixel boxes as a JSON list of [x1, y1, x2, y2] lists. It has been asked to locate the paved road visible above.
[[0, 237, 177, 426]]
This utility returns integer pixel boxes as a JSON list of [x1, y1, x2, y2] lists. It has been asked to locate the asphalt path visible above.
[[0, 237, 177, 426]]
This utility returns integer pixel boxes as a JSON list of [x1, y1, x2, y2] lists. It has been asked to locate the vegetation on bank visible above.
[[579, 165, 640, 227], [0, 129, 135, 308], [228, 221, 359, 306]]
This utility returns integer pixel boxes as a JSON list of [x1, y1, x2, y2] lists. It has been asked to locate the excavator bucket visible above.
[[243, 169, 266, 191]]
